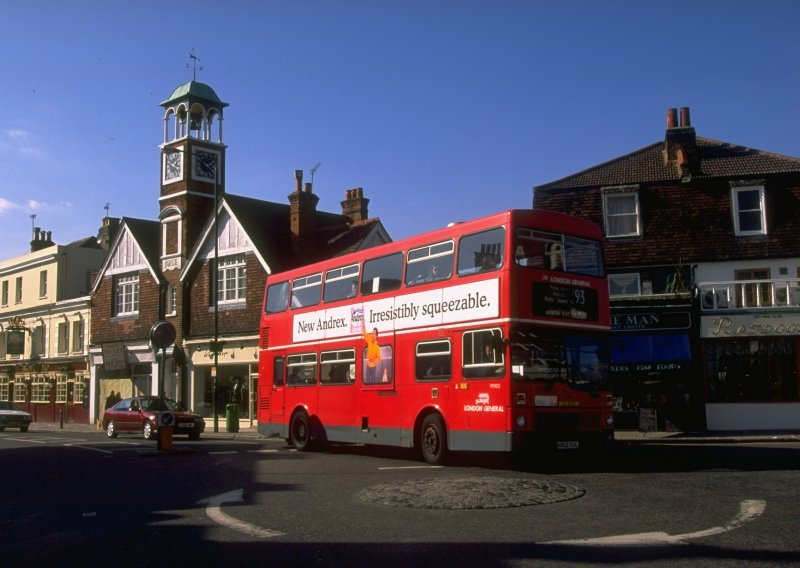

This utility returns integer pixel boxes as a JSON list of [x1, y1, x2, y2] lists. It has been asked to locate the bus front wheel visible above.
[[420, 414, 447, 465], [289, 411, 311, 451]]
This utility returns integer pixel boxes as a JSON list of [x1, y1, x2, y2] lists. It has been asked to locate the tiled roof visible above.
[[223, 193, 385, 272], [536, 137, 800, 191], [123, 217, 161, 277]]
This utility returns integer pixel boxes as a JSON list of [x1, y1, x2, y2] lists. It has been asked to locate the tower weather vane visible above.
[[188, 49, 203, 81]]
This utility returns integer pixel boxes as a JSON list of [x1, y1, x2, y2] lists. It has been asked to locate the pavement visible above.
[[24, 421, 800, 444], [613, 429, 800, 444], [27, 420, 266, 440]]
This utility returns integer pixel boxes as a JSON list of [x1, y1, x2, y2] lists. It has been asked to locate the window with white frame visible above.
[[15, 276, 22, 304], [161, 214, 182, 257], [217, 255, 246, 305], [609, 273, 641, 296], [30, 376, 50, 402], [74, 374, 86, 405], [731, 185, 766, 236], [166, 284, 177, 316], [1, 280, 7, 306], [603, 191, 640, 238], [115, 274, 140, 316], [58, 321, 69, 354], [71, 320, 83, 353], [0, 374, 8, 399], [13, 379, 26, 402], [39, 270, 47, 298], [55, 374, 68, 403]]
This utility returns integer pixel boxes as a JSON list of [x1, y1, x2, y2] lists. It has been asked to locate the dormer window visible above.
[[731, 184, 766, 236], [602, 186, 640, 238]]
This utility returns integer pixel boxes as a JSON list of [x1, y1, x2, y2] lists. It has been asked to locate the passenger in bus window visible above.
[[288, 368, 302, 385], [480, 254, 497, 271], [546, 243, 563, 270], [362, 328, 381, 383]]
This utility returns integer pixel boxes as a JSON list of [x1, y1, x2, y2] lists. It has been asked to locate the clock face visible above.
[[164, 152, 182, 181], [193, 150, 218, 180]]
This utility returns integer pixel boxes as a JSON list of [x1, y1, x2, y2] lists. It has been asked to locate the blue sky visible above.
[[2, 1, 799, 260]]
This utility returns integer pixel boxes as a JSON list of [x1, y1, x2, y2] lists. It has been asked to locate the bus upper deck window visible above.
[[516, 228, 558, 269], [291, 273, 322, 309], [362, 252, 404, 295], [457, 227, 505, 276], [265, 281, 290, 314], [323, 263, 360, 303], [407, 241, 454, 286]]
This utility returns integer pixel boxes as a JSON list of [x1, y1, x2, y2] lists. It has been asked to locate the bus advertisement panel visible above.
[[258, 209, 613, 464]]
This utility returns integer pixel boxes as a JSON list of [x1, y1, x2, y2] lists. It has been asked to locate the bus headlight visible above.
[[515, 414, 526, 428]]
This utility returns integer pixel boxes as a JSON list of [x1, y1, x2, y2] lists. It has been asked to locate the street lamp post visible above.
[[211, 161, 219, 433], [161, 145, 220, 432]]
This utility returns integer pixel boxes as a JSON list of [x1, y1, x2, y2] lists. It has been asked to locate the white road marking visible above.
[[546, 500, 766, 546], [209, 451, 239, 455], [248, 449, 279, 453], [64, 440, 140, 454], [378, 465, 444, 470], [6, 437, 48, 443], [66, 444, 114, 454], [198, 489, 285, 539]]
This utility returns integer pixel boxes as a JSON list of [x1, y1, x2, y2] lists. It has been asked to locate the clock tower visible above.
[[158, 79, 228, 270]]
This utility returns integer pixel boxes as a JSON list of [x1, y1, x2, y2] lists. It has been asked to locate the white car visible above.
[[0, 401, 32, 432]]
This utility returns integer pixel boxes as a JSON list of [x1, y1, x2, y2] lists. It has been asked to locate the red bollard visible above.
[[158, 425, 173, 451]]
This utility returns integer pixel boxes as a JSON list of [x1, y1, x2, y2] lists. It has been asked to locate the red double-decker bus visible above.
[[257, 209, 613, 464]]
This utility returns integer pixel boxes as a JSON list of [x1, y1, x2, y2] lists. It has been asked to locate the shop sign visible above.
[[611, 361, 690, 374], [6, 330, 25, 356], [102, 342, 127, 371], [611, 311, 691, 331], [702, 313, 800, 338]]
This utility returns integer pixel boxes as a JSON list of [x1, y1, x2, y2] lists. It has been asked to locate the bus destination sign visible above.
[[533, 282, 598, 321]]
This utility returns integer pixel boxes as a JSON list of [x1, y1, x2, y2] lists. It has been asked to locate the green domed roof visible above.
[[160, 81, 229, 108]]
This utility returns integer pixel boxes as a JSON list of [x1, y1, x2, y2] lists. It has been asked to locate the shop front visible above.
[[89, 342, 158, 425], [185, 339, 258, 430], [610, 299, 704, 431], [702, 312, 800, 430]]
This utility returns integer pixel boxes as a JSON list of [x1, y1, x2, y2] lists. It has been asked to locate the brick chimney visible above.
[[97, 216, 120, 251], [30, 227, 55, 252], [663, 106, 699, 180], [288, 169, 319, 259], [340, 188, 370, 223]]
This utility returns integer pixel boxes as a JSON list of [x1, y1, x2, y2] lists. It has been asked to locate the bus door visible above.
[[357, 332, 398, 445], [268, 354, 286, 429], [317, 348, 358, 443], [454, 328, 507, 447], [413, 336, 454, 418]]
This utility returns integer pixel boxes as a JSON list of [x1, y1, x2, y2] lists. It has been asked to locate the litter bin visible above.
[[226, 404, 239, 433]]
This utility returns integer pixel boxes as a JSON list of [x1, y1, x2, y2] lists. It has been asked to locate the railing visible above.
[[697, 279, 800, 311]]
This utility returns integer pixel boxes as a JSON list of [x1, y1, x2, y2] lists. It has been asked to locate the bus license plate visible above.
[[556, 440, 579, 450], [178, 423, 194, 429]]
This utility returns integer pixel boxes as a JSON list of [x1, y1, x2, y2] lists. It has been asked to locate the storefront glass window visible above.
[[705, 338, 798, 402]]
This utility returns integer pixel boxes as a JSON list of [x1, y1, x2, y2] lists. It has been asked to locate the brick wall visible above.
[[91, 270, 162, 343], [535, 177, 800, 268], [186, 253, 265, 338]]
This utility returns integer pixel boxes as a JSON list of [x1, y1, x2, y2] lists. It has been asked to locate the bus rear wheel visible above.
[[420, 414, 447, 465], [289, 411, 311, 451]]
